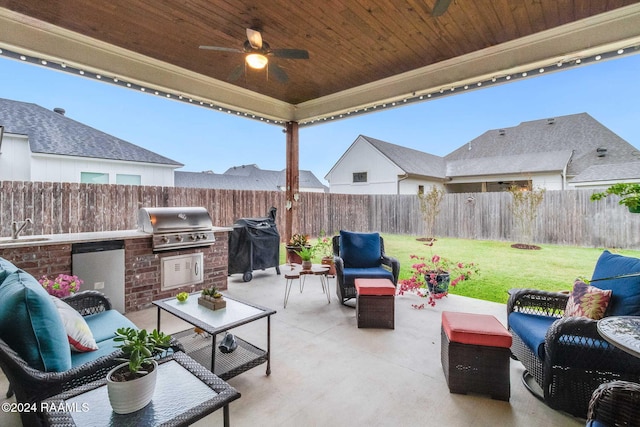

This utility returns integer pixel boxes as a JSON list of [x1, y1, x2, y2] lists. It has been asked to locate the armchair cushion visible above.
[[0, 270, 71, 372], [84, 309, 138, 343], [339, 230, 382, 268], [563, 280, 611, 320], [343, 267, 394, 284], [508, 311, 557, 358], [591, 250, 640, 316], [70, 338, 121, 367]]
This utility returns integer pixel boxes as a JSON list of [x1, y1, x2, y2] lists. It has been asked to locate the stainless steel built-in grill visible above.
[[138, 207, 216, 251]]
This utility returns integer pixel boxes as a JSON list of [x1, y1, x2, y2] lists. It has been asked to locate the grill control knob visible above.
[[161, 236, 169, 243], [200, 233, 208, 240], [190, 234, 197, 241], [175, 235, 184, 242]]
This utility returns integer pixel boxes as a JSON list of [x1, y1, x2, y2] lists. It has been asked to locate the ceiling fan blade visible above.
[[271, 49, 309, 60], [268, 62, 288, 83], [199, 46, 243, 53], [246, 28, 263, 49], [228, 64, 244, 82], [431, 0, 452, 17]]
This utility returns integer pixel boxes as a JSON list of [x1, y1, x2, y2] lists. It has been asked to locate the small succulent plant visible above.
[[201, 286, 222, 298]]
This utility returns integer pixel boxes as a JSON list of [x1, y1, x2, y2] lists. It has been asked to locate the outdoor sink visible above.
[[0, 237, 52, 245]]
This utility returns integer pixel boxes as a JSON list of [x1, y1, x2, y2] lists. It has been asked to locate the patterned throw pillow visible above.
[[51, 296, 99, 352], [564, 280, 612, 320]]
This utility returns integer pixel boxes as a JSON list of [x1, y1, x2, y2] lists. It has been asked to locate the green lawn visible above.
[[283, 234, 640, 304]]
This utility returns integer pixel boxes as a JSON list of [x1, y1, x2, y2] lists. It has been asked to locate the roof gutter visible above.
[[563, 150, 575, 190], [397, 173, 409, 195]]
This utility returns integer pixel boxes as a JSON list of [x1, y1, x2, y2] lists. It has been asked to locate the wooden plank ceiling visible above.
[[2, 0, 638, 107]]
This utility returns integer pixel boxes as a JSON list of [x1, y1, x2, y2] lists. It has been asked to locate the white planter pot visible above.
[[106, 360, 158, 414]]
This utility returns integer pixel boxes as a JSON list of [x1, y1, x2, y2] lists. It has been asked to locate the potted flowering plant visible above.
[[286, 233, 310, 264], [398, 254, 479, 308], [39, 274, 83, 298], [313, 230, 336, 275]]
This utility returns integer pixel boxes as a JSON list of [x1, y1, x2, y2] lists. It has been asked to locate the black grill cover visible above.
[[228, 207, 280, 281]]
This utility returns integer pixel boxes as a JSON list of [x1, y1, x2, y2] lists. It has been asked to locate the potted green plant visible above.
[[199, 286, 226, 310], [286, 233, 310, 264], [106, 327, 172, 414], [591, 183, 640, 213], [398, 254, 479, 308], [295, 246, 314, 270]]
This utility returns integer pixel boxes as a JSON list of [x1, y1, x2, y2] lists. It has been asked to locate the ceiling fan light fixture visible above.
[[246, 53, 268, 69]]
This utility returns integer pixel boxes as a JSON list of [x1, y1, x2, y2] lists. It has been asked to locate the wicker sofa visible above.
[[332, 231, 400, 306], [507, 250, 640, 418], [0, 257, 143, 425]]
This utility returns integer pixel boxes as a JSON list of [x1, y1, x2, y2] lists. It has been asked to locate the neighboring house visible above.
[[445, 113, 640, 192], [326, 113, 640, 194], [175, 164, 326, 192], [0, 97, 182, 186], [324, 135, 446, 195]]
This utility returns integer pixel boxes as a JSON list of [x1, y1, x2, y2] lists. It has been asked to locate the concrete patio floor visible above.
[[1, 268, 585, 426]]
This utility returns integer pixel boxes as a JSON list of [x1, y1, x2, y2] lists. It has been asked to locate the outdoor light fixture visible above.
[[245, 53, 268, 69], [1, 40, 638, 128]]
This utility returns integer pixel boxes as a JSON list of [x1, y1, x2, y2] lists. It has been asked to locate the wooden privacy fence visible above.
[[2, 181, 640, 249]]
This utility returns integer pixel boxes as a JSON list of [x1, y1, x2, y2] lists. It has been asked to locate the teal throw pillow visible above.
[[0, 270, 71, 371]]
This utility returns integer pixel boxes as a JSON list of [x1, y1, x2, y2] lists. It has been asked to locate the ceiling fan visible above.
[[199, 28, 309, 83]]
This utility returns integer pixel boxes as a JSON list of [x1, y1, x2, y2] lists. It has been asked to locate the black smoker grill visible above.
[[228, 207, 281, 282]]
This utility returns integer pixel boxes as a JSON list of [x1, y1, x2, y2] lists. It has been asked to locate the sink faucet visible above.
[[11, 218, 32, 239]]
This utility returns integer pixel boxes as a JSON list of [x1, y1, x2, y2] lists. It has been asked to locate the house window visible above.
[[81, 172, 108, 184], [116, 174, 141, 185], [353, 172, 367, 183], [418, 185, 424, 195]]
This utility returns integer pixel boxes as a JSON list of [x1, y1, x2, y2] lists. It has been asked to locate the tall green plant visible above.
[[508, 183, 545, 244], [418, 186, 444, 239]]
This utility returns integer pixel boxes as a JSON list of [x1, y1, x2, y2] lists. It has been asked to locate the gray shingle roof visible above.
[[348, 114, 638, 184], [445, 113, 639, 178], [175, 170, 278, 190], [447, 150, 574, 177], [0, 97, 182, 166], [572, 162, 640, 183], [361, 135, 446, 178], [175, 164, 325, 191]]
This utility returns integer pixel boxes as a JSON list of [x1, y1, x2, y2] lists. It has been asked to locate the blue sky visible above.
[[1, 53, 639, 184]]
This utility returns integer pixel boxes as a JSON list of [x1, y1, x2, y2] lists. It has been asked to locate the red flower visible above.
[[397, 253, 480, 307]]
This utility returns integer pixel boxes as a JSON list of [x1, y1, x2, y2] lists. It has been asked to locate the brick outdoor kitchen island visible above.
[[0, 227, 232, 313]]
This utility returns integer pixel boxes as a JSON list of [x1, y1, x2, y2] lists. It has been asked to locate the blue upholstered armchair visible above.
[[332, 230, 400, 306], [507, 250, 640, 418]]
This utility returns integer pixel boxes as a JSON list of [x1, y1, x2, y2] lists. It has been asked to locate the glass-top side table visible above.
[[597, 316, 640, 358], [42, 352, 240, 427]]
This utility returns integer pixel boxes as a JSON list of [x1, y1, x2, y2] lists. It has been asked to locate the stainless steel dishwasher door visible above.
[[72, 240, 126, 313]]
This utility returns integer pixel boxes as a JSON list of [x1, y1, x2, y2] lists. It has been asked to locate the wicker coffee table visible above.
[[42, 352, 240, 427], [153, 292, 276, 380]]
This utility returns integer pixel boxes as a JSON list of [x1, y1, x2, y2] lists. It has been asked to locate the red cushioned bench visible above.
[[441, 311, 512, 401], [354, 278, 395, 329]]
